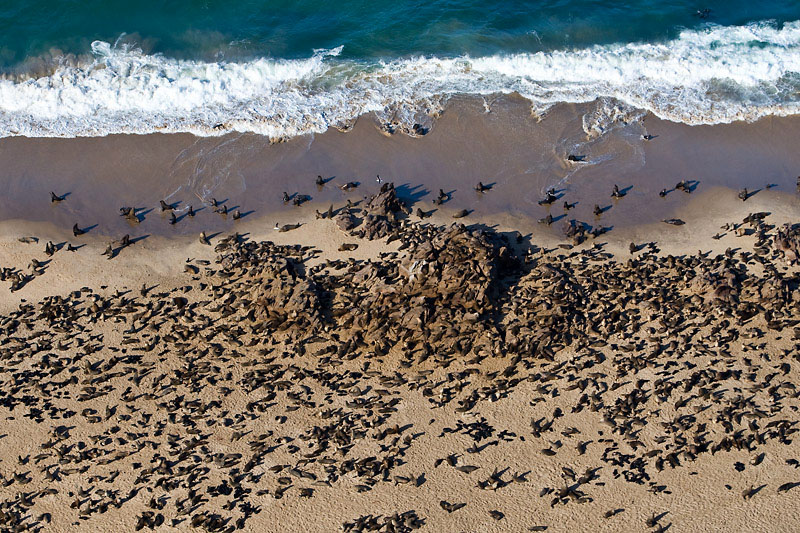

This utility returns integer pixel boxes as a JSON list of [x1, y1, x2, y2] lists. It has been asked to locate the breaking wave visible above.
[[1, 21, 799, 139]]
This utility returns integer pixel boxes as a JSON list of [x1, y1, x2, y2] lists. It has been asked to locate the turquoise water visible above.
[[3, 1, 800, 64], [1, 1, 800, 138]]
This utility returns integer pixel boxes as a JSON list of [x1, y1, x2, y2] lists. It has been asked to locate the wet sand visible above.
[[0, 96, 799, 240], [0, 99, 799, 532]]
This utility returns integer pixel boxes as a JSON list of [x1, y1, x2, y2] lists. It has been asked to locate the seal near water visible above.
[[539, 189, 557, 205], [738, 188, 749, 202]]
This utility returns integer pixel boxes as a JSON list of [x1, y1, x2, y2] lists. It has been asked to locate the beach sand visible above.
[[0, 99, 799, 532]]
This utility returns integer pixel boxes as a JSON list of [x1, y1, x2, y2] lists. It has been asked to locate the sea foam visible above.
[[1, 21, 799, 139]]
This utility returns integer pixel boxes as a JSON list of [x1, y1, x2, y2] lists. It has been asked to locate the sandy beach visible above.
[[4, 1, 800, 530], [0, 98, 799, 532]]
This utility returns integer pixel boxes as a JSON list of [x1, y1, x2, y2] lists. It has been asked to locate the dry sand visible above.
[[0, 187, 798, 532]]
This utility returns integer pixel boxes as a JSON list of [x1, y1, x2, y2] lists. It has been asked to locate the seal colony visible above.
[[0, 183, 799, 532]]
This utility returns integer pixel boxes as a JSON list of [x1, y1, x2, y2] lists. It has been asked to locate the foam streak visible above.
[[1, 22, 799, 138]]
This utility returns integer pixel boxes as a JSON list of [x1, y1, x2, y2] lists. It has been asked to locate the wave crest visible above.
[[1, 21, 799, 138]]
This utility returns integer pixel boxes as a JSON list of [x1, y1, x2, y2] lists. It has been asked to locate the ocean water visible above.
[[1, 1, 800, 138]]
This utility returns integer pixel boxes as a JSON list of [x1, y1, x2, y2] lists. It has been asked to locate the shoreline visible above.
[[0, 96, 799, 243]]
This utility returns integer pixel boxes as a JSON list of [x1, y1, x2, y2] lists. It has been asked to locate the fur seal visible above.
[[590, 225, 608, 237], [277, 223, 302, 232], [539, 190, 557, 205]]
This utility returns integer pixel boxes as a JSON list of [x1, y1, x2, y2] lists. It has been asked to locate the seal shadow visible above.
[[395, 183, 429, 209], [78, 224, 99, 234]]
